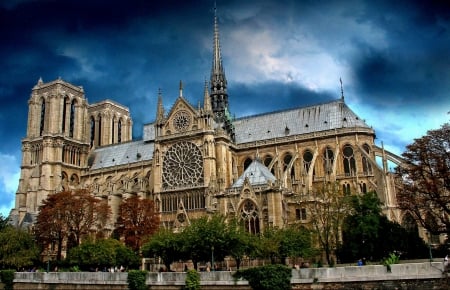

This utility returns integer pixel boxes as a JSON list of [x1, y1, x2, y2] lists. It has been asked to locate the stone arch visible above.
[[239, 199, 260, 235], [342, 144, 356, 176]]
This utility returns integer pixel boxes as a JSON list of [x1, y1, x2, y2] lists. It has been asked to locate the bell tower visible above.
[[11, 78, 90, 227]]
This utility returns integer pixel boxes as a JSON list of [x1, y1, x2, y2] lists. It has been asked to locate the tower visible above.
[[11, 78, 90, 226], [210, 8, 235, 140]]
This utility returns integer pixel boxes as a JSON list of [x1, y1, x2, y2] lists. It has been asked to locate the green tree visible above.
[[337, 192, 428, 263], [226, 218, 254, 269], [67, 238, 139, 271], [142, 229, 186, 271], [182, 215, 230, 270], [396, 123, 450, 235], [255, 226, 315, 264], [304, 182, 352, 265], [0, 226, 39, 270]]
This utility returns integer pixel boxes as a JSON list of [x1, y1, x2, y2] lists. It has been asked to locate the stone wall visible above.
[[12, 262, 449, 290]]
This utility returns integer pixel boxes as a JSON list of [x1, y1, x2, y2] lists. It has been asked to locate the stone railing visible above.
[[12, 262, 447, 290]]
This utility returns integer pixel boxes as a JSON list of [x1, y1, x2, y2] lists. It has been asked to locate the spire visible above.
[[340, 77, 345, 101], [156, 88, 164, 121], [179, 80, 183, 98], [203, 79, 212, 112], [210, 5, 229, 122]]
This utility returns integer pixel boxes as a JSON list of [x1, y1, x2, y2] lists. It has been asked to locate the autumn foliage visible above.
[[396, 123, 450, 235], [34, 189, 110, 260], [115, 195, 160, 252]]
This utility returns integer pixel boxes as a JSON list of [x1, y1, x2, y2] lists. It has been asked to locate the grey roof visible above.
[[232, 159, 276, 188], [233, 99, 370, 144], [143, 122, 156, 142], [90, 140, 154, 170]]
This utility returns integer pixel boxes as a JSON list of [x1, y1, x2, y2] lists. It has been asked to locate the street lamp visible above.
[[427, 231, 433, 263], [211, 246, 215, 271]]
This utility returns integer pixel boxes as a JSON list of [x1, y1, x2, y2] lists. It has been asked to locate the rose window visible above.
[[162, 141, 203, 189]]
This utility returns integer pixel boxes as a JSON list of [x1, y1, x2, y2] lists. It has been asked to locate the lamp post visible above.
[[211, 246, 215, 271], [427, 231, 433, 263]]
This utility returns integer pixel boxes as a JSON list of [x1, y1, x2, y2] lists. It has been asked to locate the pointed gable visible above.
[[232, 159, 276, 188]]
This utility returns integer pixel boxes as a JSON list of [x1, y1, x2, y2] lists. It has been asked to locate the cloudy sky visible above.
[[0, 0, 449, 216]]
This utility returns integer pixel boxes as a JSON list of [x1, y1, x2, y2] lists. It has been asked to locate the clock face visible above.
[[162, 141, 203, 189], [172, 110, 191, 131]]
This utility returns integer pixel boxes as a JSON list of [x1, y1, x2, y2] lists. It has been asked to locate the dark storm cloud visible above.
[[0, 0, 449, 215], [350, 0, 450, 109]]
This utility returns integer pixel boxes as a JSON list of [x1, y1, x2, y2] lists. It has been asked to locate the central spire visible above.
[[210, 5, 229, 123]]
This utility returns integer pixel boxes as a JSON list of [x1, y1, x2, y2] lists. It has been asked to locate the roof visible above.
[[233, 99, 370, 144], [90, 140, 154, 170], [232, 159, 276, 188]]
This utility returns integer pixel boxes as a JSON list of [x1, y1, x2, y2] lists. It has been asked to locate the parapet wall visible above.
[[12, 262, 448, 290]]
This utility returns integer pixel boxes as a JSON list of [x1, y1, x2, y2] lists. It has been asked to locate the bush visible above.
[[185, 269, 200, 290], [234, 264, 292, 290], [383, 252, 400, 273], [0, 270, 15, 290], [127, 270, 147, 290]]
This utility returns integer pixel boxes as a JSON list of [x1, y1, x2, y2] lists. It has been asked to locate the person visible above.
[[357, 259, 363, 266]]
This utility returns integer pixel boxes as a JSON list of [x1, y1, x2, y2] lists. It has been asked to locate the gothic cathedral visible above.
[[10, 12, 404, 235]]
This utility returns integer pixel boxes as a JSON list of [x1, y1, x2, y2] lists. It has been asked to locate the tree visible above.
[[115, 196, 160, 252], [337, 192, 429, 263], [67, 238, 140, 271], [0, 226, 39, 270], [304, 182, 352, 265], [182, 215, 230, 270], [255, 226, 315, 265], [226, 218, 254, 269], [34, 189, 110, 261], [142, 229, 186, 271], [396, 123, 450, 235], [338, 192, 382, 263]]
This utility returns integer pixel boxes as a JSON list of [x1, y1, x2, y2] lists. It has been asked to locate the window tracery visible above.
[[240, 199, 260, 234], [162, 141, 203, 189], [343, 145, 356, 176]]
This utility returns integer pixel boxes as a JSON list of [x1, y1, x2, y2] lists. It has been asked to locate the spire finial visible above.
[[340, 77, 344, 100], [179, 80, 183, 98]]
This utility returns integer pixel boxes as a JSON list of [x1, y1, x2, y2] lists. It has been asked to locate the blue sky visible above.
[[0, 0, 449, 216]]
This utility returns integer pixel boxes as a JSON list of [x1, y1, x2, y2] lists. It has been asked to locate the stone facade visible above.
[[10, 12, 405, 238]]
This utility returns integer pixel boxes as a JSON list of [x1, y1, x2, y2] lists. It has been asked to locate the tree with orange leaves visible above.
[[34, 189, 110, 261], [115, 195, 160, 252]]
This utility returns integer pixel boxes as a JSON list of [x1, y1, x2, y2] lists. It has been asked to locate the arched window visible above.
[[69, 99, 76, 137], [90, 116, 95, 147], [97, 116, 102, 146], [243, 158, 252, 171], [263, 155, 275, 174], [303, 150, 313, 174], [40, 99, 46, 136], [283, 153, 295, 178], [343, 145, 356, 176], [62, 97, 68, 133], [240, 199, 260, 234], [112, 116, 115, 144], [343, 183, 351, 195], [323, 146, 334, 175], [118, 119, 122, 143], [361, 144, 372, 175]]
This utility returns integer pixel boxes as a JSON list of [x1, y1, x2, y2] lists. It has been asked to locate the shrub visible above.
[[127, 270, 147, 290], [185, 269, 200, 290], [234, 264, 292, 290], [0, 270, 15, 290], [383, 252, 400, 273]]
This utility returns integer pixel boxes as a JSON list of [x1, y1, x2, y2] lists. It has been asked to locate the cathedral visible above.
[[10, 12, 405, 235]]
